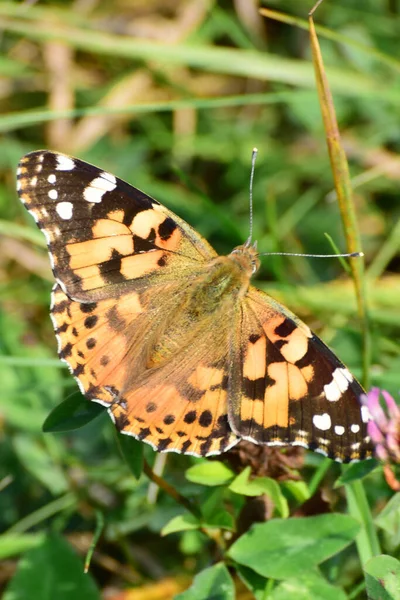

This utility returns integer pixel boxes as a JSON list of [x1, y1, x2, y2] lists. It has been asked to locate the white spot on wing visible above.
[[48, 189, 58, 200], [56, 201, 73, 220], [31, 176, 38, 186], [324, 368, 353, 402], [83, 175, 116, 203], [47, 174, 56, 184], [334, 425, 345, 436], [351, 424, 360, 434], [101, 171, 117, 185], [56, 155, 75, 171], [361, 405, 371, 423], [296, 429, 308, 438], [313, 413, 332, 431]]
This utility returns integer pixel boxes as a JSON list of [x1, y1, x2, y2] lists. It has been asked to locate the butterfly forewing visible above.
[[17, 151, 216, 302]]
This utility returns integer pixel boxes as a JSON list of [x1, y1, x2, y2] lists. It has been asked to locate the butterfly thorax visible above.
[[188, 245, 259, 316], [146, 248, 258, 369]]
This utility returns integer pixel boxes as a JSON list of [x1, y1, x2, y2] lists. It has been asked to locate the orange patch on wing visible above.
[[117, 291, 143, 318], [263, 363, 289, 428], [51, 286, 139, 406], [75, 264, 104, 290], [188, 365, 224, 391], [107, 209, 125, 223], [130, 209, 165, 238], [279, 328, 309, 364], [111, 374, 235, 456], [240, 397, 264, 426], [120, 251, 164, 279], [287, 364, 307, 400], [92, 218, 129, 238], [243, 336, 267, 380], [67, 236, 134, 269], [263, 316, 287, 344], [301, 364, 314, 383], [156, 227, 182, 251]]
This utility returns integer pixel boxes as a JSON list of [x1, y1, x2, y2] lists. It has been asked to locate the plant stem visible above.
[[143, 459, 201, 519]]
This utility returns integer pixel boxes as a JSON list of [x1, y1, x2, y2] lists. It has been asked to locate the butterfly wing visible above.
[[229, 287, 374, 462], [17, 151, 217, 302], [51, 282, 239, 456]]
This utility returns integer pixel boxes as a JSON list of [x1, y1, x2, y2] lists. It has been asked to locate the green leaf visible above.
[[0, 534, 45, 560], [364, 555, 400, 600], [200, 488, 234, 530], [375, 492, 400, 536], [116, 431, 144, 480], [175, 562, 235, 600], [235, 565, 268, 600], [162, 514, 200, 536], [334, 459, 379, 487], [42, 393, 105, 432], [3, 534, 100, 600], [281, 480, 311, 504], [185, 461, 234, 486], [204, 510, 235, 532], [269, 571, 348, 600], [229, 467, 289, 517], [13, 435, 68, 495], [227, 514, 360, 579]]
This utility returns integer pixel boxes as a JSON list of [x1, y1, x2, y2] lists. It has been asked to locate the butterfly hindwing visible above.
[[228, 288, 373, 462], [17, 151, 216, 302], [51, 282, 239, 456]]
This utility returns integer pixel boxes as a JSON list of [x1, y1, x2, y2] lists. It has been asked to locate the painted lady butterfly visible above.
[[17, 151, 373, 462]]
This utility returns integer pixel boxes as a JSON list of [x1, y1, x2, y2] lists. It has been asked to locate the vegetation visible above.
[[1, 1, 400, 598]]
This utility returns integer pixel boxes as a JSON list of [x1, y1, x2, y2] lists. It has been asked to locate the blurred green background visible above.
[[0, 0, 399, 598]]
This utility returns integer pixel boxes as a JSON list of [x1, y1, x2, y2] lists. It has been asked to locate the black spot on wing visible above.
[[163, 414, 175, 425], [249, 333, 261, 344], [84, 315, 98, 329], [183, 410, 197, 424], [114, 412, 130, 430], [199, 410, 212, 428], [275, 318, 296, 338], [158, 217, 177, 241], [80, 302, 97, 313], [157, 437, 172, 451]]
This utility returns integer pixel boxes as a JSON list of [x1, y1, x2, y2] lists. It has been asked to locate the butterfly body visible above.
[[17, 150, 374, 462]]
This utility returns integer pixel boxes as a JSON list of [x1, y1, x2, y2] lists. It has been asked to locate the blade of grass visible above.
[[308, 13, 370, 389], [0, 91, 312, 133], [5, 493, 76, 534], [84, 511, 104, 573], [259, 7, 400, 74], [367, 216, 400, 281], [0, 220, 46, 246], [0, 15, 398, 103], [308, 6, 380, 566], [323, 233, 352, 274]]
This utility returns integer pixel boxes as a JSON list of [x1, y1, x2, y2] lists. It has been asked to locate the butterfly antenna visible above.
[[259, 251, 364, 258], [246, 147, 258, 246]]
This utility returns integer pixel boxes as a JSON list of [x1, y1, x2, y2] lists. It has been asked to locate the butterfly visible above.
[[17, 150, 374, 462]]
